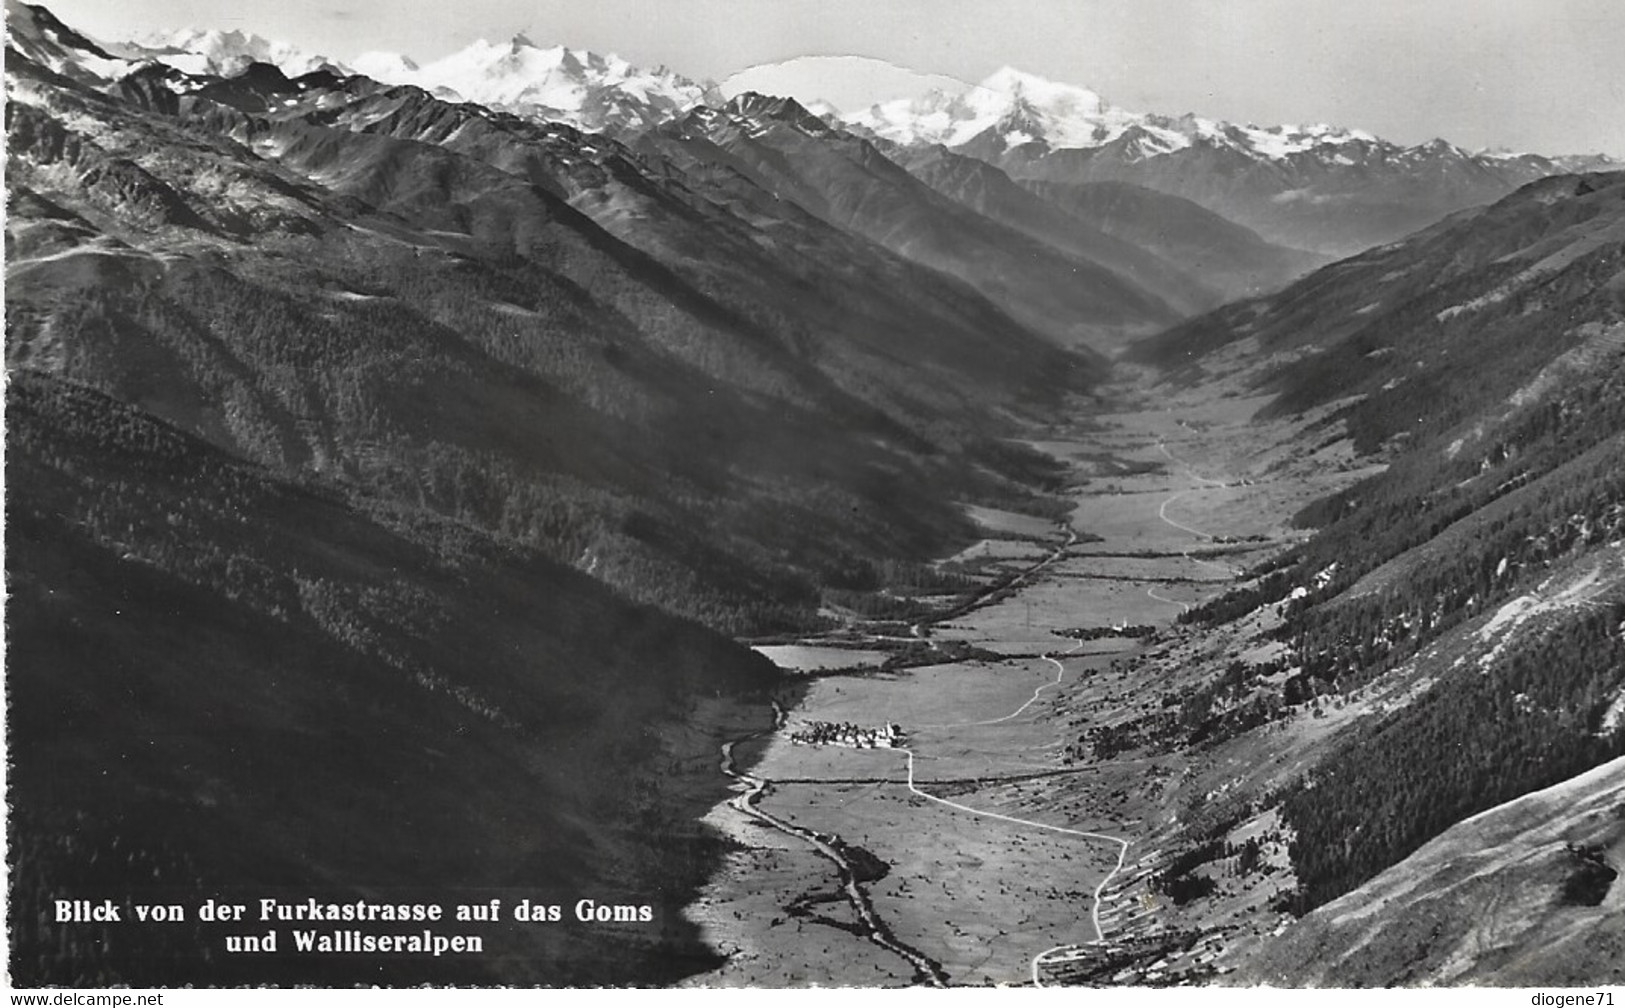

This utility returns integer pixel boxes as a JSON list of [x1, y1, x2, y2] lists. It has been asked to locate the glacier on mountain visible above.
[[337, 34, 717, 132], [118, 27, 347, 78], [847, 65, 1381, 163], [104, 22, 719, 134]]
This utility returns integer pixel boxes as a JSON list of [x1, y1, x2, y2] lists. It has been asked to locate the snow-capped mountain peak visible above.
[[850, 66, 1175, 153], [350, 50, 419, 79], [356, 34, 720, 134], [99, 19, 718, 135], [847, 65, 1397, 164], [118, 26, 348, 78], [975, 65, 1108, 117]]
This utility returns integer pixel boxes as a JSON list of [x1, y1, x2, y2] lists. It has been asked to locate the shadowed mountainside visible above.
[[6, 372, 780, 985], [6, 4, 1097, 635]]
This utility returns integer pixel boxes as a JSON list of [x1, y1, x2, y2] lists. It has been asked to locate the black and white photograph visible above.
[[5, 0, 1624, 990]]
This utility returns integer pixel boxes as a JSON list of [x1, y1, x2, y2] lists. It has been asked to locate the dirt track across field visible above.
[[680, 385, 1357, 987]]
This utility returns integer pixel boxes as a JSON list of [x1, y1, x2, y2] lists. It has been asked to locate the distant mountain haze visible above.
[[720, 54, 972, 114]]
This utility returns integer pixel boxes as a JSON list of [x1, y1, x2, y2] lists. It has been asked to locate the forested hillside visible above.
[[1238, 756, 1625, 986], [1131, 172, 1625, 937], [5, 1, 1098, 636]]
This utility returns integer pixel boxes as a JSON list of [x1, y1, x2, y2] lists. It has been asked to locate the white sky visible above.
[[39, 0, 1625, 156]]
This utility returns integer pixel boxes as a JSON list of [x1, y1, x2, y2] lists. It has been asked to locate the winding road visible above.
[[901, 643, 1136, 987], [1145, 441, 1237, 612], [719, 704, 949, 986], [723, 568, 1138, 984], [1032, 439, 1236, 984], [898, 647, 1136, 984], [716, 436, 1240, 986]]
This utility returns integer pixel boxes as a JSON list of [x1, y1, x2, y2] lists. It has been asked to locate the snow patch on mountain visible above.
[[6, 0, 146, 83], [350, 51, 419, 80]]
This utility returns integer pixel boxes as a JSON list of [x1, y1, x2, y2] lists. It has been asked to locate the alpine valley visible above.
[[5, 1, 1623, 988]]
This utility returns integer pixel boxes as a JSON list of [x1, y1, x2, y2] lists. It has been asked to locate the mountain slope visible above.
[[6, 2, 1095, 635], [5, 0, 144, 85], [1017, 178, 1327, 305], [643, 93, 1183, 351], [1136, 171, 1625, 456], [6, 371, 778, 985], [872, 140, 1224, 315], [869, 135, 1323, 310], [1233, 756, 1625, 986], [1087, 171, 1625, 981], [232, 71, 1098, 415]]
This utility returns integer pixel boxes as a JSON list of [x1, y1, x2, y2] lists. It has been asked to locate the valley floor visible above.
[[677, 375, 1369, 987]]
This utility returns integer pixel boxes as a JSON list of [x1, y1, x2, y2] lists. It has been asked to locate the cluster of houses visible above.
[[788, 720, 906, 749], [1041, 929, 1227, 986]]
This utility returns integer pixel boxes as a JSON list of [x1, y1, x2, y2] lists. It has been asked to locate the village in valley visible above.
[[789, 720, 907, 750]]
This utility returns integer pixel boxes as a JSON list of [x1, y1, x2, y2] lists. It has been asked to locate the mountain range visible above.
[[846, 66, 1619, 254], [110, 24, 720, 135], [115, 26, 347, 78], [96, 22, 1617, 258]]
